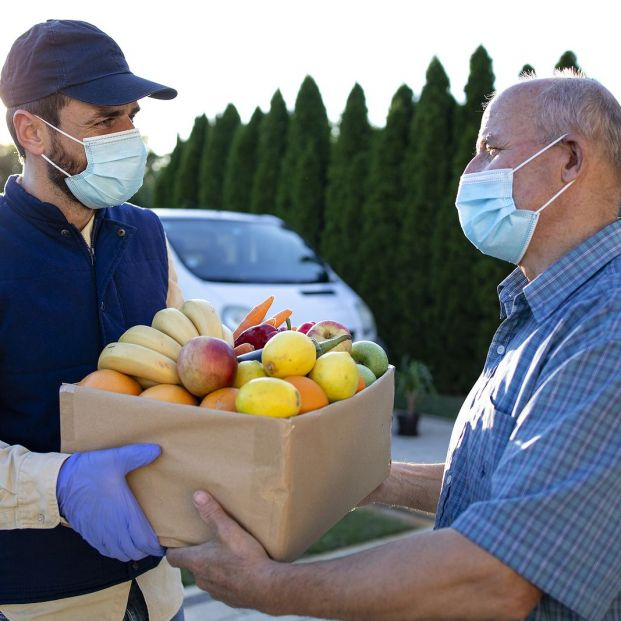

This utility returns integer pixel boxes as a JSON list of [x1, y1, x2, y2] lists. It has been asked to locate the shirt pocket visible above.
[[479, 401, 517, 480]]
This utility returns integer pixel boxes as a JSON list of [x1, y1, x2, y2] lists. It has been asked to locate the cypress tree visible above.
[[429, 45, 502, 394], [198, 104, 241, 210], [251, 90, 289, 215], [222, 107, 264, 213], [131, 150, 161, 207], [321, 83, 372, 289], [397, 57, 456, 364], [555, 51, 581, 73], [275, 76, 330, 247], [520, 63, 536, 77], [152, 135, 185, 208], [358, 85, 415, 355], [173, 114, 209, 208]]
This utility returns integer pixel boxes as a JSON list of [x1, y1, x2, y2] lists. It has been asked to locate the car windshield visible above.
[[161, 218, 331, 284]]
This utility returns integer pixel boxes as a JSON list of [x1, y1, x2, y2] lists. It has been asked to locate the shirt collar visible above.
[[3, 174, 104, 227], [498, 219, 621, 323], [497, 269, 528, 320]]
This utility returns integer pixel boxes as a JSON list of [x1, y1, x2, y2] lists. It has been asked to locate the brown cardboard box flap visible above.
[[60, 366, 394, 561]]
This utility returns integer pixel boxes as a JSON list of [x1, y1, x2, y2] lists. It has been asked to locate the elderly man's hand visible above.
[[166, 491, 277, 609]]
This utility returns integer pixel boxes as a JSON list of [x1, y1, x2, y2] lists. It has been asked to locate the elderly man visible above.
[[168, 74, 621, 620], [0, 20, 185, 621]]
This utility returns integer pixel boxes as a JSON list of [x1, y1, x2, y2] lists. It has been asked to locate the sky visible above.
[[1, 0, 619, 156]]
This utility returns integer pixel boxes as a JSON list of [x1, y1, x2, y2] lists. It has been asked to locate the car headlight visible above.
[[221, 305, 251, 331], [355, 300, 376, 339]]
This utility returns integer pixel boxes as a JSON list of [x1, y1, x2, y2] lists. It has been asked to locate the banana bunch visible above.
[[97, 299, 231, 386]]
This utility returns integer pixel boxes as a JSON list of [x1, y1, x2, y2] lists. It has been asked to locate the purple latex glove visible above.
[[56, 444, 165, 562]]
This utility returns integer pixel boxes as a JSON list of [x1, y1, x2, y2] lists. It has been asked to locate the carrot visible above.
[[234, 343, 255, 356], [264, 308, 293, 328], [233, 295, 275, 340]]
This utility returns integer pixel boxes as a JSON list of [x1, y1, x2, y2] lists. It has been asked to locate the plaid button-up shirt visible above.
[[436, 219, 621, 620]]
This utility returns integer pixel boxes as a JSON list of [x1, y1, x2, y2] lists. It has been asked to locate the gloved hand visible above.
[[56, 444, 165, 562]]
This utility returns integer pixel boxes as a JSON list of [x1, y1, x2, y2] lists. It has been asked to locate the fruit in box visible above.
[[236, 377, 301, 418], [351, 341, 389, 378], [306, 320, 352, 353], [261, 331, 317, 377], [177, 336, 238, 397], [309, 351, 359, 402], [356, 363, 377, 388], [200, 387, 239, 411], [139, 384, 198, 405], [233, 360, 267, 388], [79, 369, 142, 395]]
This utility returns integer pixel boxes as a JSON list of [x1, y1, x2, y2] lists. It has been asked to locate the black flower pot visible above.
[[396, 411, 419, 436]]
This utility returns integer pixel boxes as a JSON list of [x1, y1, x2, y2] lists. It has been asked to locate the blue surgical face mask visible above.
[[36, 115, 148, 210], [455, 134, 576, 264]]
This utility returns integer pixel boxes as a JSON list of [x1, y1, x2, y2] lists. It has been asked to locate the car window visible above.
[[161, 218, 332, 284]]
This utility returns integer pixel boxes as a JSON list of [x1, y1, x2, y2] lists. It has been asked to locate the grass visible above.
[[303, 506, 421, 556], [180, 506, 423, 586]]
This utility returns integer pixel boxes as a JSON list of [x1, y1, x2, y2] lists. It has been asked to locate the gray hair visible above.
[[528, 70, 621, 175]]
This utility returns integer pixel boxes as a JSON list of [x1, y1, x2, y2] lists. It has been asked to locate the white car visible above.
[[153, 208, 377, 341]]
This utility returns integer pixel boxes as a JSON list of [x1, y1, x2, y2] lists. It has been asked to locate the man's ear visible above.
[[560, 133, 585, 183], [12, 111, 48, 157]]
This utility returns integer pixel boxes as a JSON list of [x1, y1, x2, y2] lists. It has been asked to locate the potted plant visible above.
[[395, 356, 434, 436]]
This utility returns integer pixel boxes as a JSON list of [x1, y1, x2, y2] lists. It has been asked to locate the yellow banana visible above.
[[221, 324, 235, 347], [181, 299, 223, 339], [119, 325, 182, 361], [98, 342, 179, 385], [152, 307, 199, 346], [134, 376, 159, 389]]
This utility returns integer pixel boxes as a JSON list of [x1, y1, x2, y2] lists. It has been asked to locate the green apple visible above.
[[351, 341, 389, 378], [356, 363, 377, 387], [233, 360, 267, 388]]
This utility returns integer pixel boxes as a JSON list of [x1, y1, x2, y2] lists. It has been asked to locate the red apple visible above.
[[306, 320, 352, 353], [177, 336, 238, 397]]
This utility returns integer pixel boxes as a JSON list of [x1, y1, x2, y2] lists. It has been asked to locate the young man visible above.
[[0, 20, 184, 621]]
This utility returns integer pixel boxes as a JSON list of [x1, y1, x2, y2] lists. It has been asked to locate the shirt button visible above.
[[60, 229, 71, 237], [131, 562, 140, 570], [117, 228, 126, 237], [497, 345, 505, 355], [100, 301, 105, 311], [445, 474, 452, 485], [38, 514, 45, 523]]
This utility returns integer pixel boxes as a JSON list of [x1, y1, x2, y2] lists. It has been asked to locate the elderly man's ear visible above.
[[560, 133, 585, 183]]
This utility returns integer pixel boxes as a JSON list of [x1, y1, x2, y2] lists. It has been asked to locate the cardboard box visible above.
[[59, 367, 394, 561]]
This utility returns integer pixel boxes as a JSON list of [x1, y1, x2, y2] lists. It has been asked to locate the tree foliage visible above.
[[198, 104, 241, 210], [321, 83, 372, 289], [223, 107, 264, 213], [251, 90, 289, 215], [276, 76, 331, 248]]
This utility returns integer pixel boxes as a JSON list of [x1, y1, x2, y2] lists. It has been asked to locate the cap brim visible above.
[[60, 71, 177, 105]]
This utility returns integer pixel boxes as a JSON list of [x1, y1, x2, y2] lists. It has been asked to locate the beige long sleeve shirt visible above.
[[0, 214, 185, 621]]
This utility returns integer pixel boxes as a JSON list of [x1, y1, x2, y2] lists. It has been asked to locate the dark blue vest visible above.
[[0, 176, 169, 603]]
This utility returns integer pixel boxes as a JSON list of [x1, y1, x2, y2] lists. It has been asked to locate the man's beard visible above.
[[44, 133, 87, 205]]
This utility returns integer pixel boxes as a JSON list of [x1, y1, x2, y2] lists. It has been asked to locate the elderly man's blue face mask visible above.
[[37, 115, 148, 210], [455, 134, 575, 264]]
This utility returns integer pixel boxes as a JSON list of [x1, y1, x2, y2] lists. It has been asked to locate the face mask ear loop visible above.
[[41, 154, 71, 177], [513, 134, 568, 173], [536, 179, 576, 214], [34, 114, 85, 145]]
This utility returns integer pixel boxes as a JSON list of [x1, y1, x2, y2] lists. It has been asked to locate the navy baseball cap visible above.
[[0, 19, 177, 107]]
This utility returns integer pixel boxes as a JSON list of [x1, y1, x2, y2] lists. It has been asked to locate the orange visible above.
[[356, 375, 365, 393], [283, 375, 329, 413], [79, 369, 142, 396], [200, 387, 239, 412], [140, 384, 198, 405]]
